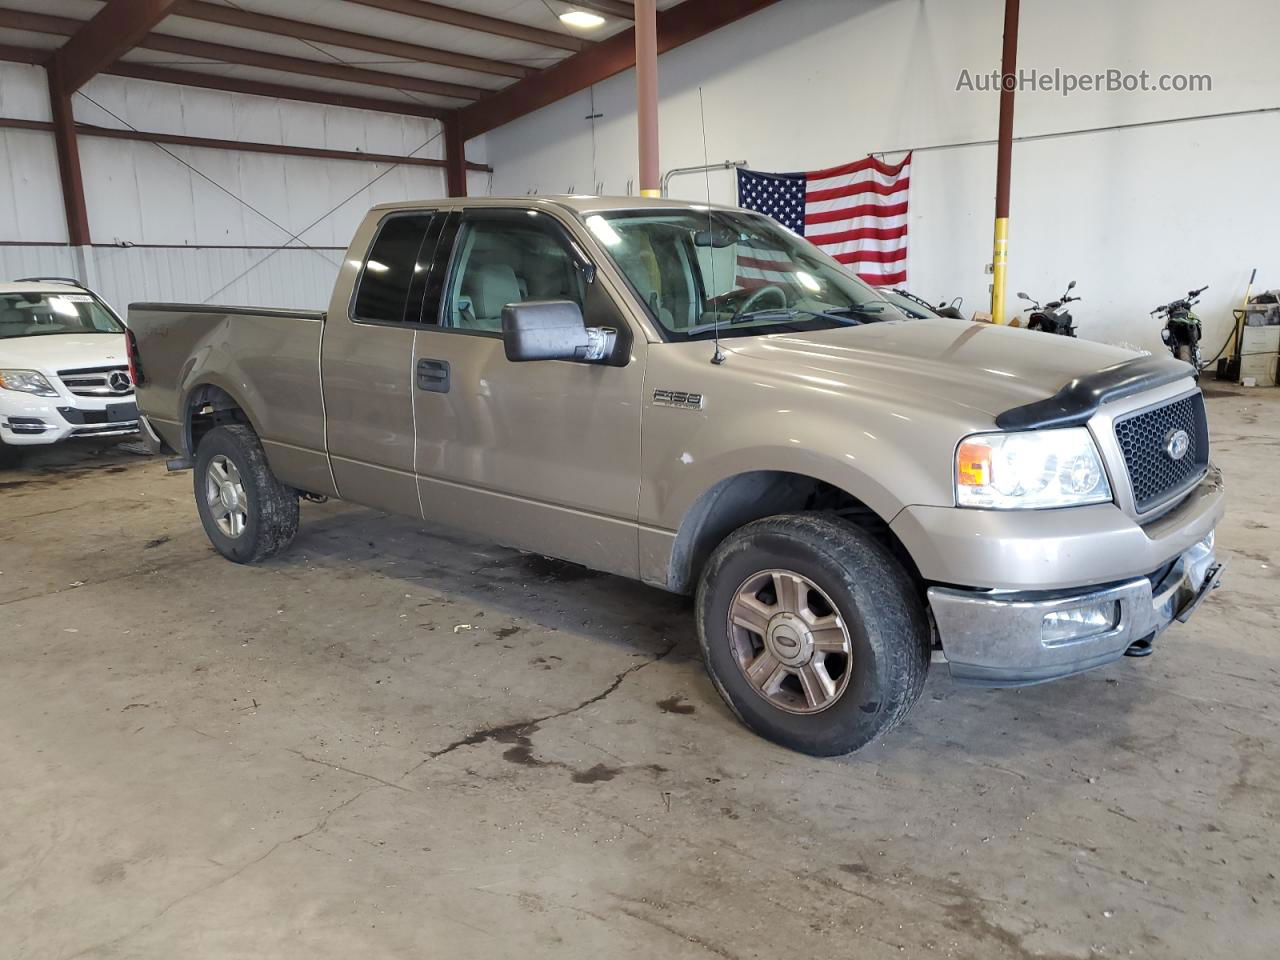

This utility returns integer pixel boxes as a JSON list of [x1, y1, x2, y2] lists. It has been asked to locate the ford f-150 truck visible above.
[[127, 196, 1225, 756]]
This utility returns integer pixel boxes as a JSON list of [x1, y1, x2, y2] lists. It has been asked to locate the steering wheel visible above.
[[737, 284, 788, 315]]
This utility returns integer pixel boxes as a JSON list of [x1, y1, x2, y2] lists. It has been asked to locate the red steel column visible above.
[[444, 112, 467, 197], [47, 63, 90, 245], [635, 0, 659, 196]]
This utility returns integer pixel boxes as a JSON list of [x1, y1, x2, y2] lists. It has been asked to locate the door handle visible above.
[[416, 358, 450, 393]]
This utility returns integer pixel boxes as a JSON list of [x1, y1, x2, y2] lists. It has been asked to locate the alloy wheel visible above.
[[205, 454, 248, 538], [727, 569, 853, 714]]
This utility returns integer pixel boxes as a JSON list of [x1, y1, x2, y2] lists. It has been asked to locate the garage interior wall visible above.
[[0, 62, 490, 311], [486, 0, 1279, 355]]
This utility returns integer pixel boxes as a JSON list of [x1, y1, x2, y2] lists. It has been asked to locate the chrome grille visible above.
[[1114, 393, 1208, 513], [57, 365, 133, 398]]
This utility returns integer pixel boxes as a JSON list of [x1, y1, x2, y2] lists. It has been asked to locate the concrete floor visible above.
[[1, 386, 1277, 960]]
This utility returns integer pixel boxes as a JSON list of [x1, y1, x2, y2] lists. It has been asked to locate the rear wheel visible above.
[[696, 513, 930, 756], [193, 424, 298, 563]]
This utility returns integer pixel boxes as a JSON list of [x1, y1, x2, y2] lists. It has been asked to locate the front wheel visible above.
[[696, 514, 930, 756], [194, 424, 299, 563]]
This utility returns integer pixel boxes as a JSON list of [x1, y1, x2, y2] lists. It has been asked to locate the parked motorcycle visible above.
[[1017, 281, 1080, 336], [886, 289, 965, 319], [1152, 285, 1208, 379], [934, 296, 965, 320]]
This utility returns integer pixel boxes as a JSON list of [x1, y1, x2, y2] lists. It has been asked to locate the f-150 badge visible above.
[[653, 389, 704, 410]]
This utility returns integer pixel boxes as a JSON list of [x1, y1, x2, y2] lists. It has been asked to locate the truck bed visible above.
[[128, 302, 329, 491]]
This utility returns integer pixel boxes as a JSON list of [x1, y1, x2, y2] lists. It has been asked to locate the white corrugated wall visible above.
[[0, 62, 489, 313]]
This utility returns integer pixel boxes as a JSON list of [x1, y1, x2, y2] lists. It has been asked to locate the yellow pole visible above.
[[990, 0, 1020, 323], [991, 217, 1009, 325]]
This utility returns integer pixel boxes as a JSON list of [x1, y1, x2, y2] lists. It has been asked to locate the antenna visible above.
[[699, 87, 725, 365]]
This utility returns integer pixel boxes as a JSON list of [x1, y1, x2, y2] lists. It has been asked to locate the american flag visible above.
[[736, 153, 911, 286]]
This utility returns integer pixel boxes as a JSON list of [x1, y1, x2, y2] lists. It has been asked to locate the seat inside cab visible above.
[[450, 222, 586, 331]]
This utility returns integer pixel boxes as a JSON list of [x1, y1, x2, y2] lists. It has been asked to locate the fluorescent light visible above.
[[560, 10, 605, 29]]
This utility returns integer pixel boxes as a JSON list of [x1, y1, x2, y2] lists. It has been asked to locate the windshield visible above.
[[585, 210, 908, 341], [0, 291, 123, 340]]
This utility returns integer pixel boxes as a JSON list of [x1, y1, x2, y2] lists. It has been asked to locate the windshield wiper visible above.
[[681, 305, 881, 338], [730, 306, 878, 325]]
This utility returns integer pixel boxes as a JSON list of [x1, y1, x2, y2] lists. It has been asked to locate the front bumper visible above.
[[0, 393, 139, 445], [929, 535, 1224, 686]]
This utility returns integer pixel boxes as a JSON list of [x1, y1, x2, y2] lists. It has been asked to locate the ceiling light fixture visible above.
[[560, 9, 606, 29]]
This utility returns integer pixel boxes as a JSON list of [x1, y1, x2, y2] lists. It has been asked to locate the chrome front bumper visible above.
[[928, 535, 1224, 686]]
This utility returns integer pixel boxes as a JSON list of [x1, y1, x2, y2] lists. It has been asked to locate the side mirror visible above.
[[1016, 292, 1030, 300], [501, 300, 612, 362], [1067, 280, 1077, 290]]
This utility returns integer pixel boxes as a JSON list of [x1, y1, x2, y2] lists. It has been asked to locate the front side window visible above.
[[0, 292, 122, 339], [444, 219, 587, 333], [585, 210, 908, 341], [351, 213, 440, 325]]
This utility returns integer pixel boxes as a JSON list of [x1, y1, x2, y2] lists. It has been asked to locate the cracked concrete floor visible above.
[[1, 385, 1277, 960]]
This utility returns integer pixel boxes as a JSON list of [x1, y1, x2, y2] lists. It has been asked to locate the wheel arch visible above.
[[665, 469, 921, 595], [183, 379, 260, 458]]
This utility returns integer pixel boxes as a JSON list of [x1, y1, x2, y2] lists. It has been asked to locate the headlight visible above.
[[955, 428, 1112, 509], [0, 370, 59, 397]]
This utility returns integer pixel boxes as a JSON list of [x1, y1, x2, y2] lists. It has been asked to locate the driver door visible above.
[[411, 208, 648, 578]]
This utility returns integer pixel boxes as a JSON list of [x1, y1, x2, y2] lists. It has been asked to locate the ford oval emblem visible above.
[[1164, 428, 1191, 461]]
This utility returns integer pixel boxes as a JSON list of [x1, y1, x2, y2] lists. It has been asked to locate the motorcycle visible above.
[[886, 289, 965, 319], [933, 296, 965, 320], [1152, 285, 1207, 379], [1017, 281, 1080, 336]]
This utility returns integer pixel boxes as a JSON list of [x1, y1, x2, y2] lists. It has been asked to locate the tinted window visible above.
[[444, 219, 586, 333], [352, 214, 438, 324]]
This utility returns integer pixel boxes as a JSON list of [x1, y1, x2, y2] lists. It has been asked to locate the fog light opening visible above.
[[1042, 600, 1120, 645]]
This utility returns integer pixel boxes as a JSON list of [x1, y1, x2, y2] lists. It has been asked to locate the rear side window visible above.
[[352, 213, 440, 324]]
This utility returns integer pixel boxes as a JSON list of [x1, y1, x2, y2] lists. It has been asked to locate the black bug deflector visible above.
[[996, 355, 1195, 431]]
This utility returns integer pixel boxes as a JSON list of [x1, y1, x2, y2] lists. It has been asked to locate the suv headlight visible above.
[[0, 370, 59, 397], [956, 428, 1112, 509]]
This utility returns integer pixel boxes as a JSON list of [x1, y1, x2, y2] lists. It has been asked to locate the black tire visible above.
[[193, 424, 298, 563], [696, 513, 930, 756]]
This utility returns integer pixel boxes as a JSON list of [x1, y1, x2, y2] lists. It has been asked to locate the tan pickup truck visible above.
[[128, 196, 1225, 756]]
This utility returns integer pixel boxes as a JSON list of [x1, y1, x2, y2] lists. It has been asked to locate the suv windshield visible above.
[[0, 291, 123, 340], [585, 209, 908, 341]]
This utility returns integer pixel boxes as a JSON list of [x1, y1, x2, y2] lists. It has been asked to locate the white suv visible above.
[[0, 279, 138, 460]]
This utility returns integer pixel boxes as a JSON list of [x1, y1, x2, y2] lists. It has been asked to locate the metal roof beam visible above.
[[175, 1, 531, 80], [459, 0, 784, 139], [137, 33, 487, 101], [346, 0, 588, 53], [50, 0, 182, 93], [109, 62, 450, 120], [0, 7, 486, 101], [0, 41, 43, 64], [0, 116, 491, 171], [573, 1, 636, 20]]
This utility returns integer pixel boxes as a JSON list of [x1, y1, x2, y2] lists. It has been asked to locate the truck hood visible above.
[[719, 318, 1143, 422], [0, 334, 127, 373]]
